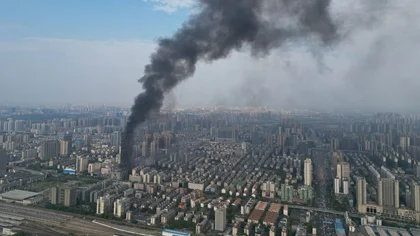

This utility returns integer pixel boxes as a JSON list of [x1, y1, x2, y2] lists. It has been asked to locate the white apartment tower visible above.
[[113, 197, 131, 218], [304, 158, 312, 186], [334, 177, 340, 194], [343, 178, 349, 195], [215, 206, 227, 232], [411, 182, 420, 212], [96, 195, 113, 214], [336, 162, 350, 194], [356, 177, 367, 213]]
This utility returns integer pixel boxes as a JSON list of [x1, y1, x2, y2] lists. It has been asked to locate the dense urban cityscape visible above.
[[1, 0, 419, 235], [0, 105, 419, 235]]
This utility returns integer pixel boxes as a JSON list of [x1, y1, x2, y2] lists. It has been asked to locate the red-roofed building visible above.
[[255, 201, 268, 211], [268, 203, 281, 213], [263, 211, 278, 226], [249, 209, 264, 223], [232, 198, 242, 207]]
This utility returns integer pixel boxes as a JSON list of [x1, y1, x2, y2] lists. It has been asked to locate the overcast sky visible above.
[[0, 0, 419, 112]]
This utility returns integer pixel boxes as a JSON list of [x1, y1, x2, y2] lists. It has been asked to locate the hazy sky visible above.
[[0, 0, 419, 112]]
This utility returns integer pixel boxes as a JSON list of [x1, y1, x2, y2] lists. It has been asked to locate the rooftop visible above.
[[0, 190, 41, 201], [268, 203, 281, 213], [162, 228, 191, 236], [335, 219, 345, 236], [249, 209, 264, 222], [263, 211, 279, 225], [255, 201, 268, 211]]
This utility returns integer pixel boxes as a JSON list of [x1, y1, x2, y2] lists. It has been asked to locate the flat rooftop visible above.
[[0, 190, 41, 201], [268, 203, 281, 213], [263, 211, 278, 225], [249, 209, 264, 222], [162, 228, 191, 236], [255, 201, 268, 211]]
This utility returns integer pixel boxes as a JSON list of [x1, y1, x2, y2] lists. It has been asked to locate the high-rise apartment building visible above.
[[377, 178, 399, 208], [304, 158, 312, 186], [22, 149, 37, 159], [50, 186, 58, 205], [262, 182, 276, 199], [113, 197, 131, 218], [400, 136, 410, 152], [110, 131, 121, 147], [337, 163, 342, 182], [356, 177, 367, 213], [215, 206, 227, 232], [278, 134, 285, 147], [266, 132, 273, 147], [410, 182, 420, 212], [76, 156, 88, 172], [96, 195, 114, 214], [281, 184, 294, 201], [63, 132, 72, 152], [60, 140, 70, 156], [14, 120, 24, 131], [141, 141, 147, 157], [340, 162, 350, 180], [83, 134, 92, 150], [7, 120, 14, 132], [334, 177, 340, 194], [50, 186, 77, 207], [343, 178, 349, 195], [40, 140, 60, 160], [0, 149, 7, 175], [241, 142, 247, 154], [88, 163, 101, 174], [336, 162, 350, 191], [331, 138, 339, 151], [150, 141, 157, 157]]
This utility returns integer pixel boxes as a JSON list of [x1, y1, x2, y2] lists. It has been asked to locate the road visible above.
[[311, 129, 335, 236], [287, 205, 344, 216]]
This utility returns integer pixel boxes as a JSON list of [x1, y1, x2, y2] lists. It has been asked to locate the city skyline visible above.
[[0, 0, 419, 112]]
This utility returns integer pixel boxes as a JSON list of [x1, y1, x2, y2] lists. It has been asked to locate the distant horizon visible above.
[[1, 1, 420, 113], [1, 103, 420, 115]]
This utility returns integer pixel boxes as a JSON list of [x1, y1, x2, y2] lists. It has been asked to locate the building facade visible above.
[[215, 206, 227, 232], [304, 158, 312, 186]]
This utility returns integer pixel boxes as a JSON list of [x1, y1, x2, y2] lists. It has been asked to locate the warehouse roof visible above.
[[268, 203, 281, 213], [162, 228, 191, 236], [0, 190, 41, 201]]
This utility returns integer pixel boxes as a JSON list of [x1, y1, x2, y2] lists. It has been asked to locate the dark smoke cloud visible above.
[[121, 0, 338, 169]]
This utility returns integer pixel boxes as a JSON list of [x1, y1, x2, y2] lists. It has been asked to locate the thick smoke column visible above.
[[121, 0, 337, 170]]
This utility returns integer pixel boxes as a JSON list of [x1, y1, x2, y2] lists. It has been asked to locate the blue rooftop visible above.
[[335, 219, 345, 235], [162, 229, 191, 236]]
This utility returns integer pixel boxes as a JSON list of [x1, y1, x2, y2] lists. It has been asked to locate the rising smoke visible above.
[[121, 0, 340, 170]]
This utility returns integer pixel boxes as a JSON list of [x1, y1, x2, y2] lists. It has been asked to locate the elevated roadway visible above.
[[287, 204, 346, 216]]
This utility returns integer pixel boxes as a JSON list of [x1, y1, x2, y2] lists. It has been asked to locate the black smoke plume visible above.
[[121, 0, 337, 170]]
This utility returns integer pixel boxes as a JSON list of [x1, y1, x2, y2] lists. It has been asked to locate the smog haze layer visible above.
[[0, 0, 418, 113]]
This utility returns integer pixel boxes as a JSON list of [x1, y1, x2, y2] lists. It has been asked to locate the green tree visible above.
[[168, 219, 195, 232]]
